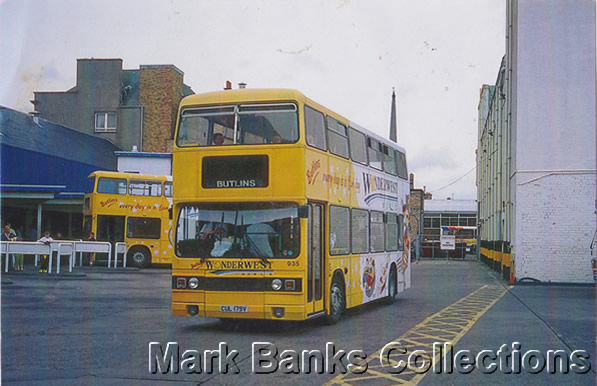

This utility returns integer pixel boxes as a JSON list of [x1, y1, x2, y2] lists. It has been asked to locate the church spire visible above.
[[389, 87, 397, 142]]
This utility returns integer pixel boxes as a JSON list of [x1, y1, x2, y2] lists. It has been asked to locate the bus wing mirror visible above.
[[298, 205, 309, 218]]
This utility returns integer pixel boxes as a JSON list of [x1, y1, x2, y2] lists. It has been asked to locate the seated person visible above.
[[197, 221, 229, 256], [213, 133, 225, 145]]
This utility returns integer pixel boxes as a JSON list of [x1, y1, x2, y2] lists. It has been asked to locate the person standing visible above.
[[86, 231, 96, 266], [38, 231, 53, 273], [12, 226, 24, 271], [1, 224, 16, 241], [2, 224, 17, 271]]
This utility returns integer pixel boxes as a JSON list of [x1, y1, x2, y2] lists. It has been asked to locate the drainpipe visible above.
[[36, 203, 42, 239], [139, 105, 144, 151]]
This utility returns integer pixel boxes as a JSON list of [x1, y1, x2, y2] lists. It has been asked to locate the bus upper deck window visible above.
[[97, 177, 127, 195], [177, 104, 298, 147]]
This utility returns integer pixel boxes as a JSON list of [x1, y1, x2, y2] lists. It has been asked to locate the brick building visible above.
[[31, 59, 193, 153], [477, 0, 596, 283], [407, 173, 425, 258]]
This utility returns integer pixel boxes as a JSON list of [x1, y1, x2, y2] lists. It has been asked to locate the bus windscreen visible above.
[[176, 204, 300, 259]]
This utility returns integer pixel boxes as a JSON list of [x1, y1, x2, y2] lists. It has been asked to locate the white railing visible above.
[[1, 241, 74, 274], [1, 240, 129, 273], [114, 242, 127, 268], [73, 241, 112, 268]]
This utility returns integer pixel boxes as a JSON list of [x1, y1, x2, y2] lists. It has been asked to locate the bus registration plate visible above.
[[220, 305, 248, 313]]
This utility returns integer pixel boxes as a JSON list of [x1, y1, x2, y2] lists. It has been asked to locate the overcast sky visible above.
[[0, 0, 506, 199]]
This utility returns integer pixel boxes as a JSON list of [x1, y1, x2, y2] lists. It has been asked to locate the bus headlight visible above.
[[188, 277, 199, 289], [272, 279, 282, 291]]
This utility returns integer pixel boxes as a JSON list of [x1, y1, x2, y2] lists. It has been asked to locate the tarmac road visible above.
[[1, 260, 595, 384]]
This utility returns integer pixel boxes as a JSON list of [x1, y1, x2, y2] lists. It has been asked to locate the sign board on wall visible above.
[[440, 235, 456, 250]]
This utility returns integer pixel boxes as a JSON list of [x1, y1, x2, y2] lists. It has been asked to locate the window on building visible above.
[[441, 214, 458, 226], [431, 217, 440, 228], [95, 112, 117, 133]]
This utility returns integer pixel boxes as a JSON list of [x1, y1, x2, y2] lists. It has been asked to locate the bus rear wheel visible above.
[[326, 276, 345, 325], [386, 266, 397, 304], [128, 246, 150, 268]]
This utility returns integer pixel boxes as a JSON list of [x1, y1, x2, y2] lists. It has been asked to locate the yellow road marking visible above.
[[327, 284, 509, 385]]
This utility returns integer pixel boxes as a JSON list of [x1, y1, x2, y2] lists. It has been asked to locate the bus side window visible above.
[[349, 128, 368, 164], [383, 145, 397, 175], [327, 116, 349, 159], [395, 150, 408, 180], [164, 181, 173, 197], [368, 138, 382, 170], [305, 106, 327, 151]]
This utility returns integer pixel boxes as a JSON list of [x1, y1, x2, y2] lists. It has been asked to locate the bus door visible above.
[[96, 215, 125, 261], [307, 202, 325, 315]]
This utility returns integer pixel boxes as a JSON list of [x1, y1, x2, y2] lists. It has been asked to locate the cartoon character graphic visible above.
[[362, 258, 376, 297], [379, 256, 390, 294]]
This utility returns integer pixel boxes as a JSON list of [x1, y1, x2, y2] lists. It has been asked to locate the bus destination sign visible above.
[[202, 155, 268, 188]]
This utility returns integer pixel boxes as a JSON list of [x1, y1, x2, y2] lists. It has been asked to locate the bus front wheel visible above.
[[128, 246, 150, 268], [326, 276, 345, 325]]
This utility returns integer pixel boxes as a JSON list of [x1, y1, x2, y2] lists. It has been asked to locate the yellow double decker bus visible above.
[[83, 171, 173, 267], [171, 89, 410, 322]]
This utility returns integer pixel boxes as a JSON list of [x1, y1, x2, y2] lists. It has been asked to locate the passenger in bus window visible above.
[[271, 134, 282, 144], [213, 133, 224, 145], [197, 221, 228, 256]]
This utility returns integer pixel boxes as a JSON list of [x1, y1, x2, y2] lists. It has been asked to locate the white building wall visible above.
[[514, 0, 596, 172], [515, 173, 595, 282], [511, 0, 596, 283], [116, 153, 172, 176]]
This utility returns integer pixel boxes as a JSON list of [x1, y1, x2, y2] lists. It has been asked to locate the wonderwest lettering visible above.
[[204, 260, 272, 270]]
